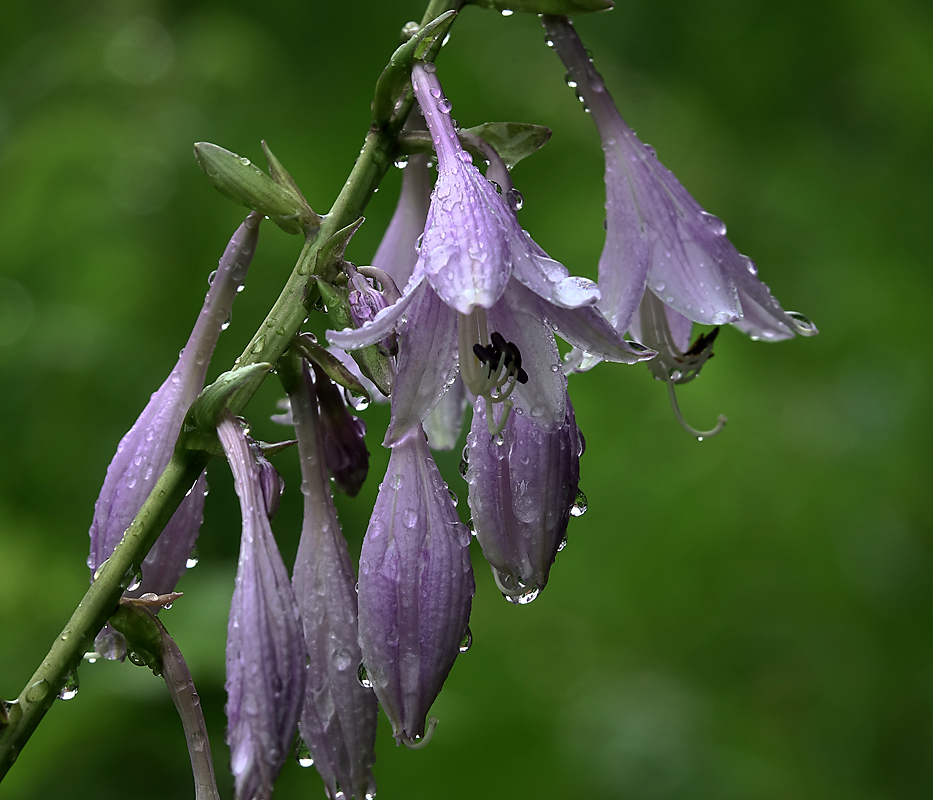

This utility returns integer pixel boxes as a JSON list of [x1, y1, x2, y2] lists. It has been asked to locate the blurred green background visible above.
[[1, 0, 931, 798]]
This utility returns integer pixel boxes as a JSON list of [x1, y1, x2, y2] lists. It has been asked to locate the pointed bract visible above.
[[219, 414, 306, 800], [287, 364, 378, 800], [357, 429, 474, 745], [88, 213, 261, 596]]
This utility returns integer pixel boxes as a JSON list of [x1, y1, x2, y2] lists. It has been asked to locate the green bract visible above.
[[194, 142, 320, 236]]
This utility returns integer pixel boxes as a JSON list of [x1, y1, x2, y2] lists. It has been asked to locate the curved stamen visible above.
[[401, 716, 438, 750], [492, 568, 527, 598], [666, 378, 726, 441], [358, 266, 403, 304]]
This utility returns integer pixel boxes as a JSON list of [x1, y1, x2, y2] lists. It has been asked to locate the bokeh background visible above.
[[2, 0, 931, 798]]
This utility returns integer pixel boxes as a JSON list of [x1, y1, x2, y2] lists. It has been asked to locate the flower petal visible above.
[[219, 413, 306, 800], [384, 284, 460, 446], [327, 280, 419, 351], [357, 428, 474, 745]]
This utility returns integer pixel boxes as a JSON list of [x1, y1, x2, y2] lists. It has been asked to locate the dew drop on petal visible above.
[[357, 663, 373, 688], [186, 546, 200, 569], [459, 626, 473, 653], [296, 739, 314, 768]]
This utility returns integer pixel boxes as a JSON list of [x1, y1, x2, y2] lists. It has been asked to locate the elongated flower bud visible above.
[[357, 428, 474, 746], [465, 393, 582, 604], [88, 213, 261, 597], [219, 413, 306, 800], [287, 362, 377, 800]]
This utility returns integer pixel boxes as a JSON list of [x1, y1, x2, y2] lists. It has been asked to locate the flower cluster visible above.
[[79, 10, 817, 800]]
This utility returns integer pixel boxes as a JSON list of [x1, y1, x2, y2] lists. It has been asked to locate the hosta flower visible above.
[[541, 15, 818, 344], [88, 212, 261, 596], [357, 428, 474, 746], [329, 61, 653, 445], [286, 360, 377, 800], [219, 412, 306, 800], [465, 392, 583, 604]]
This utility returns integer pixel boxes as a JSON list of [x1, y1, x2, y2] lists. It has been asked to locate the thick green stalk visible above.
[[0, 0, 462, 780]]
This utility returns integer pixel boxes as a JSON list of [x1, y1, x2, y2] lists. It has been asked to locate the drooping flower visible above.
[[328, 61, 654, 445], [219, 412, 306, 800], [541, 15, 818, 344], [286, 360, 378, 800], [356, 427, 474, 747], [88, 212, 261, 596], [465, 391, 583, 604]]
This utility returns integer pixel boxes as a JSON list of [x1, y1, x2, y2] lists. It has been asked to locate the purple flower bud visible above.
[[465, 393, 582, 604], [218, 413, 306, 800], [357, 428, 474, 746], [88, 213, 261, 596], [288, 363, 377, 800], [313, 364, 370, 498]]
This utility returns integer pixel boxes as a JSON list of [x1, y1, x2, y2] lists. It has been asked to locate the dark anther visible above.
[[475, 331, 527, 382], [684, 326, 719, 358]]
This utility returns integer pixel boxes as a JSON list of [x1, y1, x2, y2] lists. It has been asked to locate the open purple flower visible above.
[[219, 412, 306, 800], [329, 62, 653, 445], [465, 392, 583, 604], [88, 212, 261, 596], [357, 427, 474, 747], [286, 361, 378, 800], [541, 15, 818, 343]]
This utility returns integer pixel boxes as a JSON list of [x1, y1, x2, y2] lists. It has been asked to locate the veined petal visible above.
[[510, 232, 602, 310], [89, 212, 260, 592], [219, 414, 306, 800], [466, 395, 581, 602], [412, 63, 513, 314], [357, 428, 474, 745], [372, 151, 432, 290], [384, 285, 459, 446], [288, 365, 377, 800]]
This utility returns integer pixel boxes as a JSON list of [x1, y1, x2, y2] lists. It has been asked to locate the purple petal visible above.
[[89, 213, 260, 592], [327, 283, 418, 351], [423, 375, 468, 452], [219, 414, 306, 800], [383, 284, 459, 446], [313, 364, 369, 497], [466, 395, 582, 603], [288, 365, 377, 800], [412, 63, 513, 314], [372, 151, 432, 289], [510, 233, 602, 311], [357, 428, 474, 745]]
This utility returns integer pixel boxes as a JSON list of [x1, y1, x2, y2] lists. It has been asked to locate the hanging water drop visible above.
[[564, 72, 578, 89], [25, 679, 50, 703], [786, 310, 818, 336], [58, 671, 79, 701], [570, 489, 588, 517], [501, 8, 514, 15], [506, 187, 524, 211], [448, 488, 459, 507], [126, 568, 143, 592], [295, 739, 314, 767], [186, 546, 200, 569], [700, 211, 727, 235], [458, 626, 473, 653], [357, 663, 373, 688], [438, 97, 452, 114]]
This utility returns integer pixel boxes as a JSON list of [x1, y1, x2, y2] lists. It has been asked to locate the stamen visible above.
[[666, 378, 726, 441], [401, 716, 438, 750], [492, 568, 527, 598]]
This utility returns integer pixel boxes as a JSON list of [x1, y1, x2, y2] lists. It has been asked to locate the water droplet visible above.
[[459, 457, 469, 479], [488, 180, 502, 195], [654, 281, 666, 292], [238, 157, 251, 166], [394, 156, 409, 169], [58, 671, 79, 701], [570, 489, 588, 517], [402, 508, 418, 528], [557, 537, 568, 552], [458, 150, 473, 164], [357, 663, 373, 688], [126, 568, 143, 592], [296, 739, 314, 767], [333, 648, 352, 672], [250, 334, 266, 355], [506, 187, 523, 211], [448, 488, 459, 507], [459, 626, 473, 653], [740, 254, 758, 276], [186, 546, 200, 569], [25, 679, 50, 703], [564, 72, 578, 89], [84, 651, 99, 664], [700, 211, 727, 235], [501, 8, 514, 15], [128, 651, 146, 667], [786, 310, 818, 336], [437, 97, 452, 114], [389, 473, 404, 490]]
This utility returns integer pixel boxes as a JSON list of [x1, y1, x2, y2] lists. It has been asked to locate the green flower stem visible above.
[[0, 0, 462, 780], [0, 450, 207, 778]]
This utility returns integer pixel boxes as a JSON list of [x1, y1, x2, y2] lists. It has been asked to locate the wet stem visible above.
[[0, 0, 463, 780]]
